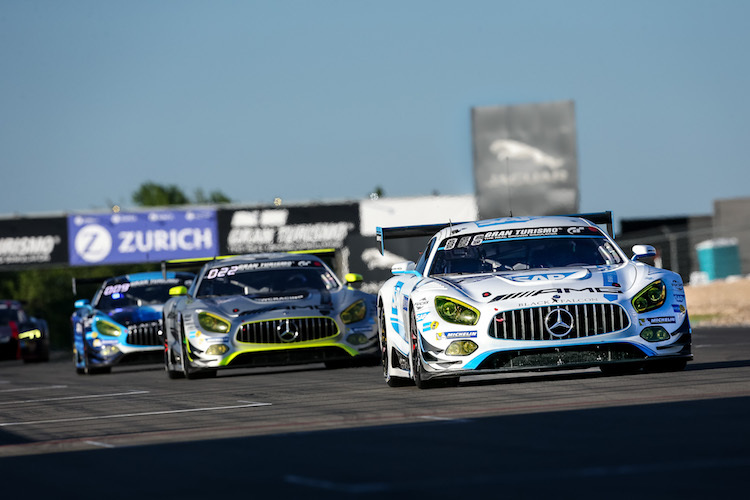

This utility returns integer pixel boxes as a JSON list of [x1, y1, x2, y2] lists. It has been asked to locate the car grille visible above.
[[126, 320, 163, 346], [489, 303, 630, 341], [237, 317, 339, 344]]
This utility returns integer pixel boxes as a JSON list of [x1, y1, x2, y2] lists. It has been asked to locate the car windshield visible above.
[[94, 278, 190, 309], [0, 309, 19, 325], [196, 266, 339, 298], [430, 234, 623, 275]]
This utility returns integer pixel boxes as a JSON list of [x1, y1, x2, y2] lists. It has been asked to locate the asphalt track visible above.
[[1, 326, 749, 498]]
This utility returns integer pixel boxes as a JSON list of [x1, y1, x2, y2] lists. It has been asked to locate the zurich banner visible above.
[[68, 209, 218, 266]]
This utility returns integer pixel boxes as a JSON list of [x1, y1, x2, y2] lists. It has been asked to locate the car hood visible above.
[[105, 305, 164, 325], [425, 264, 641, 303], [196, 289, 337, 318]]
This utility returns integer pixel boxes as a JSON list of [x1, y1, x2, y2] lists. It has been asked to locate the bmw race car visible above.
[[71, 271, 195, 374], [0, 300, 50, 362], [376, 212, 692, 388], [162, 252, 379, 379]]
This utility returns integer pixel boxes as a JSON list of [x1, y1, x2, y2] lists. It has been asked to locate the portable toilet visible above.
[[695, 238, 741, 281]]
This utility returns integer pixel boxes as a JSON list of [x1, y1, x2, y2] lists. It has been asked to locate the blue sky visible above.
[[2, 0, 748, 224]]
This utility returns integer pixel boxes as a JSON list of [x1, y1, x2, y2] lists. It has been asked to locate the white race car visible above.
[[376, 212, 692, 388]]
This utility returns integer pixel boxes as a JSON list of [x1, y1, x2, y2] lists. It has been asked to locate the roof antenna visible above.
[[505, 157, 513, 217]]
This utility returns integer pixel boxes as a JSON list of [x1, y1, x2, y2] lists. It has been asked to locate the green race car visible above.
[[162, 252, 378, 379]]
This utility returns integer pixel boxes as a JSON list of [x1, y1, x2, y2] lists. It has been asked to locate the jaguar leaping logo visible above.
[[545, 308, 574, 338], [489, 139, 565, 168]]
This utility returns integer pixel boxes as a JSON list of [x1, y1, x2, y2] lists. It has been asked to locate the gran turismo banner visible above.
[[0, 216, 68, 267], [67, 209, 218, 266], [472, 100, 579, 219], [217, 203, 359, 255]]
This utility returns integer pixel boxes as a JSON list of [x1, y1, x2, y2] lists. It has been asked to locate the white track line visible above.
[[0, 390, 149, 406], [0, 385, 67, 393], [0, 401, 271, 427]]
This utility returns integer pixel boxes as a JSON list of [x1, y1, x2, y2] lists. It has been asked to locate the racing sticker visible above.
[[442, 226, 601, 250], [437, 331, 478, 340], [639, 316, 677, 326], [506, 272, 579, 282]]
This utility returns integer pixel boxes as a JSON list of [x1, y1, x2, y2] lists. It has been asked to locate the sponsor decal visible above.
[[204, 260, 316, 280], [672, 280, 684, 292], [254, 294, 305, 302], [442, 226, 600, 250], [421, 321, 439, 333], [416, 312, 430, 321], [639, 316, 677, 326], [437, 330, 478, 340], [507, 272, 577, 282], [672, 304, 686, 313], [413, 297, 429, 311], [673, 293, 685, 303], [494, 286, 622, 301]]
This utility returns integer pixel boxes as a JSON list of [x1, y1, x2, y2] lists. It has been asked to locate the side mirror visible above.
[[169, 285, 188, 297], [631, 244, 656, 261], [391, 261, 417, 275], [344, 273, 363, 284], [74, 299, 90, 309]]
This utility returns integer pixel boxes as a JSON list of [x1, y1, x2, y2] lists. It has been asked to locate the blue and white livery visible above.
[[72, 271, 194, 374], [376, 213, 692, 388]]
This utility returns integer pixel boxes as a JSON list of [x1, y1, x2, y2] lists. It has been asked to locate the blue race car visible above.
[[72, 271, 194, 374]]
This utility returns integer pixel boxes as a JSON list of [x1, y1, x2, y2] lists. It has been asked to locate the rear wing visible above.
[[375, 211, 614, 255], [71, 276, 109, 296], [160, 249, 339, 278]]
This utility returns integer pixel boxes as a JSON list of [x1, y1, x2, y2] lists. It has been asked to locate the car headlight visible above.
[[341, 300, 367, 324], [205, 344, 229, 355], [198, 312, 231, 333], [640, 326, 670, 342], [445, 340, 478, 356], [95, 319, 123, 337], [632, 280, 666, 313], [435, 296, 479, 325]]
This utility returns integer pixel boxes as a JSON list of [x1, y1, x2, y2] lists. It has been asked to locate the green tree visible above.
[[132, 182, 189, 206], [194, 188, 231, 204], [132, 182, 231, 207]]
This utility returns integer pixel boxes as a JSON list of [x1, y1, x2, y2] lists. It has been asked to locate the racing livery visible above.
[[72, 271, 194, 374], [376, 213, 692, 388], [0, 300, 50, 362], [162, 253, 378, 379]]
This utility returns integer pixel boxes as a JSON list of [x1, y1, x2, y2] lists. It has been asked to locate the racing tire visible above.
[[164, 314, 185, 379], [165, 343, 185, 379], [82, 343, 111, 375], [379, 303, 410, 387]]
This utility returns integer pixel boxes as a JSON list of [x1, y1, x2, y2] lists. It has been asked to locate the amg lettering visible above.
[[494, 286, 621, 301]]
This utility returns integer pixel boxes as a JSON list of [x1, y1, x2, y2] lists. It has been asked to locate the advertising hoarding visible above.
[[472, 100, 579, 219], [0, 216, 68, 267], [218, 203, 359, 255], [67, 209, 218, 266]]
